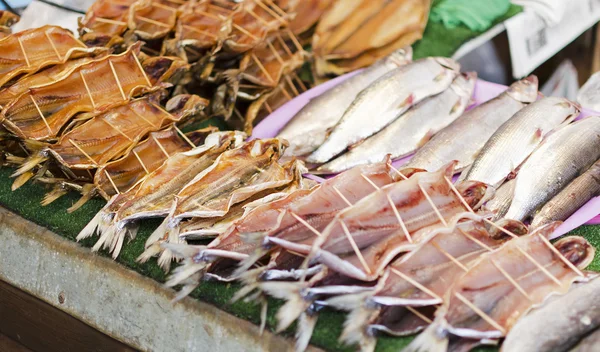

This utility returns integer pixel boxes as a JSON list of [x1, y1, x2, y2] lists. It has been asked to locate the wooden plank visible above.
[[0, 280, 135, 352], [0, 333, 33, 352]]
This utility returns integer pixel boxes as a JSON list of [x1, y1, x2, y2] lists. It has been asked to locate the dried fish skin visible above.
[[307, 57, 460, 164], [505, 116, 600, 222], [0, 56, 100, 107], [95, 125, 217, 198], [318, 71, 476, 173], [460, 97, 580, 188], [531, 159, 600, 228], [79, 0, 136, 38], [127, 0, 181, 41], [405, 75, 539, 173], [502, 276, 600, 352], [0, 25, 104, 88], [277, 47, 412, 157], [405, 224, 592, 352], [46, 94, 207, 169], [0, 43, 186, 141]]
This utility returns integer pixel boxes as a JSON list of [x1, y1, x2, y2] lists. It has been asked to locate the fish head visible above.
[[554, 235, 595, 270], [385, 46, 413, 67], [165, 94, 209, 120], [506, 75, 538, 103], [249, 138, 288, 159], [553, 97, 581, 123], [142, 56, 190, 86], [488, 219, 528, 241], [450, 72, 478, 98], [455, 180, 491, 210], [434, 57, 460, 72]]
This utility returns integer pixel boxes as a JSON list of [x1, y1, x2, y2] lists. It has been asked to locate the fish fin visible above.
[[92, 225, 115, 253], [160, 242, 206, 260], [12, 171, 34, 191], [449, 97, 464, 115], [400, 94, 415, 108], [165, 260, 207, 288], [296, 311, 318, 352], [11, 152, 47, 177], [136, 243, 162, 263], [68, 184, 96, 213], [145, 217, 169, 248], [417, 130, 435, 148], [531, 128, 543, 143], [231, 266, 267, 303], [434, 71, 448, 82], [233, 246, 270, 278], [260, 281, 309, 332], [259, 298, 268, 335], [359, 335, 377, 352], [77, 210, 104, 241], [403, 321, 448, 352], [170, 271, 202, 302], [157, 226, 184, 272], [41, 186, 68, 206]]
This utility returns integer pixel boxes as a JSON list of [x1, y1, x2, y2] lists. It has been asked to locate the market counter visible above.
[[0, 206, 314, 352]]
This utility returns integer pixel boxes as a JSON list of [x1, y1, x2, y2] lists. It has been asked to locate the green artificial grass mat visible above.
[[412, 4, 522, 59], [2, 158, 600, 352]]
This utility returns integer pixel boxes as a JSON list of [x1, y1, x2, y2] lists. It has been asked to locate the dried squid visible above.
[[405, 227, 594, 352]]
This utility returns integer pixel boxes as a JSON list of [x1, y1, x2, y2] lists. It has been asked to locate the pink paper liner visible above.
[[252, 73, 600, 237]]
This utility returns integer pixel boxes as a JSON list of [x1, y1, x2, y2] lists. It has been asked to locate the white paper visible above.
[[506, 0, 600, 78], [12, 0, 81, 33]]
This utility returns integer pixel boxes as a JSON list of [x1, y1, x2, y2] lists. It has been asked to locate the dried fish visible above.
[[0, 43, 188, 140], [485, 178, 515, 219], [405, 225, 594, 352], [570, 327, 600, 352], [460, 97, 580, 187], [0, 25, 104, 88], [531, 159, 600, 228], [318, 72, 476, 173], [277, 47, 412, 157], [405, 76, 538, 173], [94, 125, 216, 199], [307, 57, 460, 164], [502, 275, 600, 352], [505, 116, 600, 222], [127, 0, 182, 41], [79, 0, 136, 40], [78, 131, 243, 258]]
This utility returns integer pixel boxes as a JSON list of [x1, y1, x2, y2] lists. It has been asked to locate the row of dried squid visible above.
[[70, 123, 597, 351]]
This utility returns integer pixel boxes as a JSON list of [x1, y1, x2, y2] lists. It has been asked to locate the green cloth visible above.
[[430, 0, 511, 31]]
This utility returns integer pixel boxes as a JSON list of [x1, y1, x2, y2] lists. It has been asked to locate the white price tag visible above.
[[506, 0, 600, 78]]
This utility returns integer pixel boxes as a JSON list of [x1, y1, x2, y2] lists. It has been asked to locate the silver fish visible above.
[[404, 75, 539, 173], [460, 96, 580, 187], [531, 159, 600, 228], [277, 47, 413, 157], [485, 178, 515, 219], [502, 275, 600, 352], [317, 72, 477, 174], [570, 328, 600, 352], [307, 57, 460, 164], [505, 116, 600, 221]]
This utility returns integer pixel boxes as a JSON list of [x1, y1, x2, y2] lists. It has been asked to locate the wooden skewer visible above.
[[483, 218, 517, 239], [173, 125, 196, 148], [103, 119, 132, 141], [259, 0, 287, 19], [263, 101, 273, 114], [454, 292, 506, 334], [490, 259, 532, 301], [515, 245, 563, 287], [289, 211, 321, 238], [387, 194, 412, 243], [132, 150, 149, 174], [458, 228, 493, 252], [233, 23, 258, 40], [131, 107, 159, 129], [292, 73, 307, 93], [132, 53, 152, 87], [17, 37, 31, 67], [104, 169, 121, 194], [152, 1, 177, 12], [152, 134, 170, 158], [431, 240, 467, 271], [418, 183, 448, 226], [284, 75, 300, 96], [253, 0, 287, 24], [29, 95, 52, 135], [79, 71, 97, 109], [444, 176, 474, 214], [390, 268, 442, 301], [246, 8, 269, 26], [331, 185, 352, 207], [182, 25, 218, 38], [339, 219, 372, 275], [45, 31, 62, 61], [109, 60, 127, 101], [94, 17, 127, 26], [537, 233, 585, 277], [194, 10, 222, 21], [251, 53, 275, 84], [136, 15, 172, 28], [360, 174, 380, 190], [406, 306, 433, 324], [387, 162, 409, 180], [275, 34, 294, 57], [233, 107, 245, 121], [68, 139, 98, 166], [285, 28, 303, 53], [279, 85, 293, 101]]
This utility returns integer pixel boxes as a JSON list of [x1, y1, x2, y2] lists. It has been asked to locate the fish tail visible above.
[[295, 311, 318, 352], [11, 171, 34, 191], [157, 225, 185, 272], [403, 321, 448, 352], [326, 293, 378, 347], [165, 259, 207, 290], [67, 184, 96, 213], [232, 246, 270, 278], [260, 281, 310, 332], [145, 217, 170, 248], [109, 225, 128, 259], [92, 224, 115, 253], [41, 185, 68, 206], [136, 243, 162, 263], [76, 210, 105, 241], [11, 152, 47, 177], [230, 266, 267, 303]]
